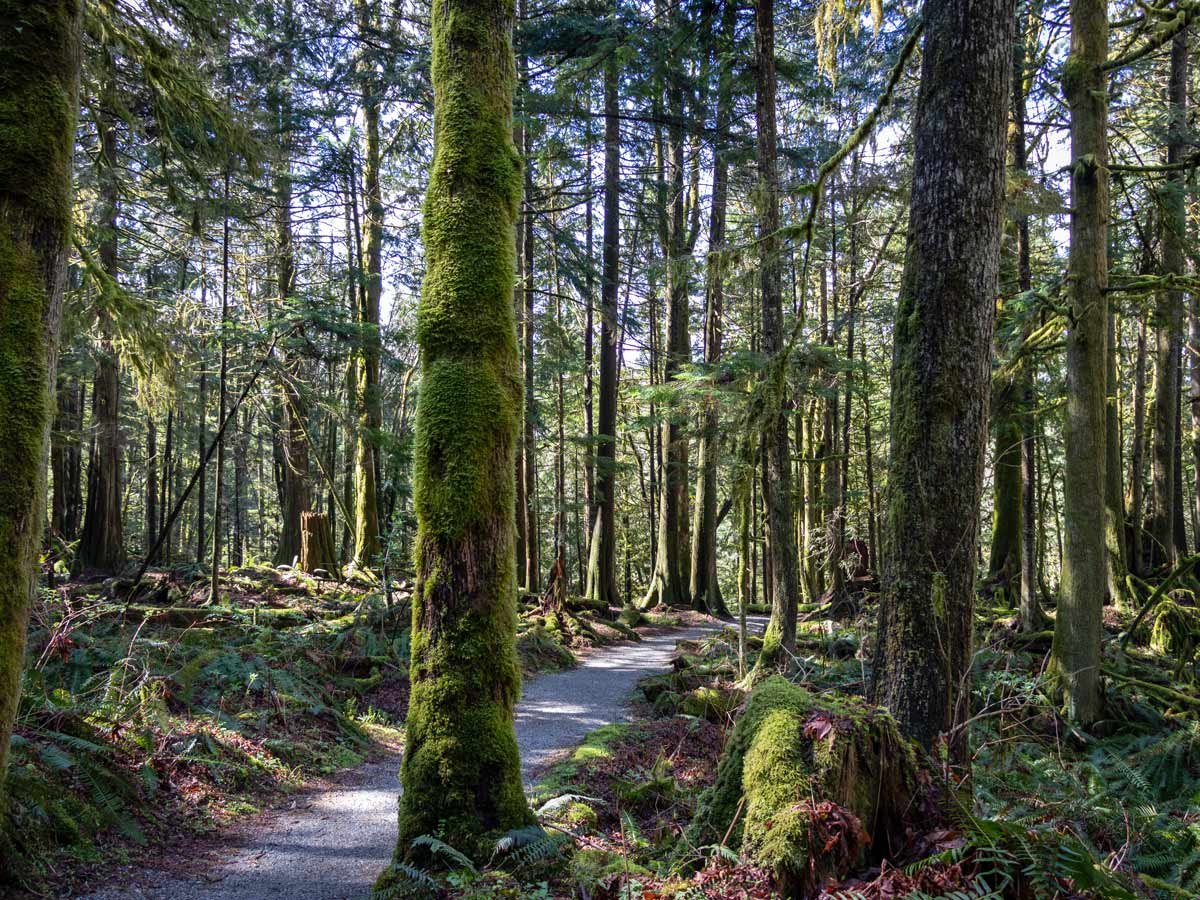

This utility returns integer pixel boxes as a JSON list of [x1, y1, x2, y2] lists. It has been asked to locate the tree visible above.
[[271, 0, 310, 568], [353, 0, 384, 569], [873, 0, 1014, 756], [587, 34, 621, 609], [78, 69, 127, 574], [1051, 0, 1107, 725], [1149, 25, 1188, 571], [690, 0, 736, 619], [644, 2, 700, 610], [0, 0, 80, 795], [379, 0, 532, 874], [754, 0, 800, 661]]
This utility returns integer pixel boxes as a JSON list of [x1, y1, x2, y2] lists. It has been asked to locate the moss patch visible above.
[[686, 676, 936, 898]]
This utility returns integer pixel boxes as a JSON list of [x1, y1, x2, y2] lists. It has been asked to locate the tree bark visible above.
[[272, 1, 310, 567], [1149, 28, 1187, 569], [753, 0, 800, 663], [79, 73, 126, 574], [382, 0, 533, 869], [0, 0, 80, 795], [353, 0, 384, 568], [872, 0, 1014, 756], [51, 377, 83, 541], [690, 0, 735, 619], [1052, 0, 1108, 725], [589, 46, 620, 609]]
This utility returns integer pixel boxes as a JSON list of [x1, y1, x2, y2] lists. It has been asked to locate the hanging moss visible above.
[[375, 0, 531, 888], [0, 0, 80, 807], [685, 677, 935, 899]]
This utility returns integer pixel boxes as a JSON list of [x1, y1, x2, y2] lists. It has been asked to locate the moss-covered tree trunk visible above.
[[687, 678, 932, 899], [1052, 0, 1107, 725], [873, 0, 1014, 757], [0, 0, 80, 796], [754, 0, 799, 663], [352, 0, 384, 569], [379, 0, 533, 876], [1104, 298, 1128, 604]]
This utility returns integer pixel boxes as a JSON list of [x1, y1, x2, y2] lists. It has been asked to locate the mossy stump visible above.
[[685, 676, 937, 899]]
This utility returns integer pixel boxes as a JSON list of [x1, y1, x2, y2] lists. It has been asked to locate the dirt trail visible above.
[[83, 618, 756, 900]]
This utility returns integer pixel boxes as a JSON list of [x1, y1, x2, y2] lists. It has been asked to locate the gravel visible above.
[[80, 617, 758, 900]]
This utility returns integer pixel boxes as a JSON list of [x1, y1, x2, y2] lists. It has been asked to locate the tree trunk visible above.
[[873, 0, 1014, 756], [1104, 299, 1128, 604], [209, 168, 231, 601], [589, 47, 620, 608], [1149, 29, 1187, 569], [299, 511, 339, 576], [0, 0, 80, 796], [690, 0, 735, 619], [1052, 0, 1108, 725], [145, 418, 158, 561], [51, 377, 83, 541], [753, 0, 800, 664], [272, 4, 309, 567], [79, 77, 126, 575], [1129, 313, 1148, 571], [644, 11, 693, 610], [353, 0, 383, 568], [381, 0, 533, 871]]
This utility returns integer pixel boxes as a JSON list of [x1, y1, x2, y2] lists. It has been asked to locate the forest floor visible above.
[[1, 564, 719, 898], [76, 619, 760, 900]]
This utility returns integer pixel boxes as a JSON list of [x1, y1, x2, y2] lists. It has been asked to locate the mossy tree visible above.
[[0, 0, 81, 794], [271, 0, 311, 569], [352, 0, 384, 569], [754, 0, 800, 663], [873, 0, 1014, 757], [1051, 0, 1107, 726], [378, 0, 533, 878]]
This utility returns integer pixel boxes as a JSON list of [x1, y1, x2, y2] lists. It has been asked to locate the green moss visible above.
[[376, 0, 531, 881], [680, 685, 743, 722], [570, 847, 651, 885], [530, 723, 633, 802], [560, 800, 598, 828], [685, 677, 930, 898], [0, 3, 80, 805]]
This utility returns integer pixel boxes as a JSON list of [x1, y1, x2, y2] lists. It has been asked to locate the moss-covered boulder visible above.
[[685, 676, 936, 899]]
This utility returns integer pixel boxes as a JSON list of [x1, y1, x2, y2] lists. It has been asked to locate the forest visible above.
[[1, 0, 1200, 896]]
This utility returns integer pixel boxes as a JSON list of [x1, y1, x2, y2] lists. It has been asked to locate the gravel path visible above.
[[81, 618, 756, 900]]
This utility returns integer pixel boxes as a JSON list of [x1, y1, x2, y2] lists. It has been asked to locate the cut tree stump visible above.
[[685, 676, 941, 899], [299, 512, 340, 578]]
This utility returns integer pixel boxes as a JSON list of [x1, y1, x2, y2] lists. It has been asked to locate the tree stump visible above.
[[685, 676, 940, 899], [299, 512, 340, 578]]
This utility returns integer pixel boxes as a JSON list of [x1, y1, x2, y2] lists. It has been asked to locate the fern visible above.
[[410, 834, 477, 874]]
